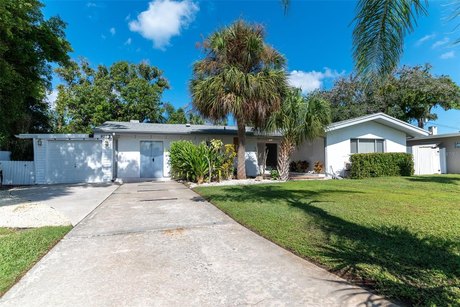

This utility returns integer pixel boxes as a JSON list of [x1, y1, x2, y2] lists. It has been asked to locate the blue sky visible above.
[[43, 0, 460, 133]]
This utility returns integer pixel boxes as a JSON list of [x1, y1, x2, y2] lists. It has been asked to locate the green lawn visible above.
[[195, 175, 460, 306], [0, 226, 71, 296]]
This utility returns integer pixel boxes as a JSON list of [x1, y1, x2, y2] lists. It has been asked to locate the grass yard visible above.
[[195, 175, 460, 306], [0, 226, 71, 296]]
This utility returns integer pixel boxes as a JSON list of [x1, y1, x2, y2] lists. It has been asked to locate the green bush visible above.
[[270, 169, 280, 180], [169, 140, 236, 184], [350, 153, 414, 179]]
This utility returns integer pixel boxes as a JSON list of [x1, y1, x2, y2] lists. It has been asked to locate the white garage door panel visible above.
[[46, 140, 104, 184]]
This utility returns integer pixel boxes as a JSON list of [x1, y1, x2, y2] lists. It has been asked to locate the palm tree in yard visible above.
[[190, 20, 288, 179], [267, 88, 331, 181], [282, 0, 429, 80]]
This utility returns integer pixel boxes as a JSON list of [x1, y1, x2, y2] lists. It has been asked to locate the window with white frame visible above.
[[350, 139, 385, 153]]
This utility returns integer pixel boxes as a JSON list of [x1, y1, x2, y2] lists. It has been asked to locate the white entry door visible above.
[[140, 141, 163, 178]]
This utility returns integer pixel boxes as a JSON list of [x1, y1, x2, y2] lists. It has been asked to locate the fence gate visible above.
[[412, 145, 444, 175], [0, 161, 35, 185]]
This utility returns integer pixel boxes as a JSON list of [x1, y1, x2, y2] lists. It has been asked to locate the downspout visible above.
[[112, 133, 118, 182], [324, 135, 329, 178]]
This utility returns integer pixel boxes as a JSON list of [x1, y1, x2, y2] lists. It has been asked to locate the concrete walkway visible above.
[[1, 181, 395, 306]]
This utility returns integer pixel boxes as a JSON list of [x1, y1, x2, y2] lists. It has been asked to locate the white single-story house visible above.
[[15, 113, 432, 184], [408, 131, 460, 175]]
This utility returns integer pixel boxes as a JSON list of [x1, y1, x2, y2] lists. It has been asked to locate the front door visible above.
[[265, 143, 278, 168], [140, 141, 163, 178]]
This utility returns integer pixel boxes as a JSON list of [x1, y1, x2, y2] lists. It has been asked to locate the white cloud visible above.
[[432, 37, 449, 49], [110, 27, 116, 36], [129, 0, 199, 50], [288, 68, 342, 93], [87, 2, 97, 8], [415, 34, 435, 46], [440, 51, 455, 59], [46, 89, 58, 110], [125, 14, 131, 21], [124, 38, 132, 45]]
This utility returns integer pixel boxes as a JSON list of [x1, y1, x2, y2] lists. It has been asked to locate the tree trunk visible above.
[[277, 138, 295, 181], [236, 120, 247, 179], [417, 118, 424, 129]]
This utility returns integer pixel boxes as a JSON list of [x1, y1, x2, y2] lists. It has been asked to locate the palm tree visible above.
[[352, 0, 428, 80], [267, 88, 331, 181], [282, 0, 429, 80], [190, 20, 288, 179]]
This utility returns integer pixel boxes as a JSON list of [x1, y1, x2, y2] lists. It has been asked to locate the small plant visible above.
[[270, 169, 280, 180], [289, 160, 309, 172], [313, 161, 324, 174]]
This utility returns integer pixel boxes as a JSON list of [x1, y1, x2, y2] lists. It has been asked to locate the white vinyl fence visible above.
[[0, 161, 35, 185]]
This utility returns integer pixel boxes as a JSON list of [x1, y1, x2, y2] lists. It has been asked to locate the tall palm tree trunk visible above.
[[236, 120, 247, 179], [278, 138, 294, 181]]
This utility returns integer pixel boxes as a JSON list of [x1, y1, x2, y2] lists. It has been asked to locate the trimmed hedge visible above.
[[350, 153, 414, 179]]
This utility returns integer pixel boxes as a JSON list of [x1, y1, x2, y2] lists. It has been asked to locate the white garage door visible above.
[[46, 140, 104, 184]]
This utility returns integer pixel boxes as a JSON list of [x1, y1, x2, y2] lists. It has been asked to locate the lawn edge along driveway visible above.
[[194, 176, 460, 306], [0, 226, 72, 296]]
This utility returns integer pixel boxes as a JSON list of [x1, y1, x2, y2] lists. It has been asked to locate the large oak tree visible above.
[[0, 0, 71, 158]]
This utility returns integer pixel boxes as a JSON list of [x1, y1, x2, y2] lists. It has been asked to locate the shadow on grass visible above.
[[199, 184, 460, 306], [405, 175, 460, 185]]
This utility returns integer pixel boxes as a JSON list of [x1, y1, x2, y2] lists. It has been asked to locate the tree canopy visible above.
[[54, 59, 169, 133], [190, 20, 288, 179], [163, 103, 205, 125], [0, 0, 72, 157], [320, 64, 460, 128]]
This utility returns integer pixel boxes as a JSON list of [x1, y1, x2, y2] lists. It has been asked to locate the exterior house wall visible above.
[[115, 134, 261, 180], [33, 138, 47, 184], [290, 137, 325, 172], [408, 136, 460, 174], [326, 122, 407, 176], [33, 137, 110, 184]]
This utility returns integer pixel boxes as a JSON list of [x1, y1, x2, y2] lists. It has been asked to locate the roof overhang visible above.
[[408, 133, 460, 141], [17, 134, 95, 140], [326, 113, 429, 138]]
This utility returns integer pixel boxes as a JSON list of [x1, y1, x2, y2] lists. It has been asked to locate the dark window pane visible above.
[[350, 139, 358, 153], [376, 140, 384, 152]]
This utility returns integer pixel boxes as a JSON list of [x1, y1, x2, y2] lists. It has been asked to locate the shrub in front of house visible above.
[[350, 153, 414, 179], [169, 140, 236, 184], [289, 160, 309, 172]]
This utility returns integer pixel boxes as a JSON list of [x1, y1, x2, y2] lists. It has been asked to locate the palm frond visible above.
[[353, 0, 428, 81]]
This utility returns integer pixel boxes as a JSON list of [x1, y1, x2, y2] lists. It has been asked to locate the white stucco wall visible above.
[[115, 134, 260, 180], [290, 137, 325, 172], [326, 122, 407, 176]]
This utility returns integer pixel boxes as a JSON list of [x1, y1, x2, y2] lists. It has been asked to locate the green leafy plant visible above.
[[350, 153, 414, 179], [169, 140, 236, 184], [270, 169, 280, 180], [169, 140, 209, 184]]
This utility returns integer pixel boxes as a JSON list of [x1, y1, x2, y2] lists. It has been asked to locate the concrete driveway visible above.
[[1, 181, 395, 306], [6, 183, 119, 226]]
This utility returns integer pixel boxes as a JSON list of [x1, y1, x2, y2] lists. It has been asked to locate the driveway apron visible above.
[[1, 181, 395, 307]]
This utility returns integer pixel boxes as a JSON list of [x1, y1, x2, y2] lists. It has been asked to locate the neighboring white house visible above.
[[408, 132, 460, 175], [16, 113, 430, 184]]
